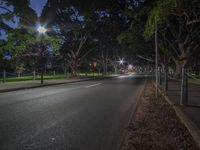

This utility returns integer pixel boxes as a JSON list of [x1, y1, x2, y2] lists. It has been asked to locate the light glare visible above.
[[119, 60, 124, 64], [37, 26, 47, 34], [128, 65, 132, 68]]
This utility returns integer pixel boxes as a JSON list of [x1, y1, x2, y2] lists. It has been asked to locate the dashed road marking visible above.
[[85, 83, 102, 88]]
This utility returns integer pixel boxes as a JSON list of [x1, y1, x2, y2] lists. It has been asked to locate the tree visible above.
[[1, 28, 59, 71], [0, 0, 37, 71], [117, 0, 156, 69], [144, 0, 200, 78], [0, 0, 37, 33], [42, 0, 127, 75], [60, 28, 98, 75]]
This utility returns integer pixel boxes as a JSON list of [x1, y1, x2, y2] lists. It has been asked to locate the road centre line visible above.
[[85, 83, 102, 88]]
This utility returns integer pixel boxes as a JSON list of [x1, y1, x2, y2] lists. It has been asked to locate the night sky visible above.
[[29, 0, 47, 17], [0, 0, 48, 40]]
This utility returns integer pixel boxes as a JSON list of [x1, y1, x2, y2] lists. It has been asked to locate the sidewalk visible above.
[[160, 80, 200, 129], [0, 78, 93, 93], [0, 75, 119, 93]]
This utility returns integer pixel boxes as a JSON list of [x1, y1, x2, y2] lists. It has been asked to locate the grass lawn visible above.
[[189, 78, 200, 84], [188, 75, 200, 84], [0, 73, 102, 83]]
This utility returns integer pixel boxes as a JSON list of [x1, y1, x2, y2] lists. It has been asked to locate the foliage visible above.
[[144, 0, 200, 40], [117, 0, 155, 64], [144, 0, 200, 78]]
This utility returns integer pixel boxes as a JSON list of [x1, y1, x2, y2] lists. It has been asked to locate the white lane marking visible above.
[[85, 83, 102, 88]]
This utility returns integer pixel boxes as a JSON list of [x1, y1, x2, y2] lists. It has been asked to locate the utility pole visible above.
[[106, 49, 108, 75], [155, 18, 158, 97], [37, 25, 47, 84], [40, 43, 44, 85], [164, 67, 168, 91]]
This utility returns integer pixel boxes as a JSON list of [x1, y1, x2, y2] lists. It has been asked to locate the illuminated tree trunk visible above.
[[173, 58, 188, 79]]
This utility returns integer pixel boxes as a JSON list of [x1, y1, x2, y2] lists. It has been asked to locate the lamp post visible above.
[[37, 25, 47, 84], [128, 64, 133, 72], [155, 19, 158, 98], [118, 59, 125, 74]]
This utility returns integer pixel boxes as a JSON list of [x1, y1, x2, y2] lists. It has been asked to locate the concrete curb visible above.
[[118, 80, 147, 150], [152, 82, 200, 149], [0, 76, 118, 93]]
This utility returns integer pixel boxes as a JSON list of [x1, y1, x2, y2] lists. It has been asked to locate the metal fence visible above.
[[0, 70, 67, 83], [156, 66, 200, 106]]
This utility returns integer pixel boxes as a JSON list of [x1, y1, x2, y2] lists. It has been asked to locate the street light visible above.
[[37, 25, 47, 34], [119, 59, 124, 65], [37, 25, 47, 84]]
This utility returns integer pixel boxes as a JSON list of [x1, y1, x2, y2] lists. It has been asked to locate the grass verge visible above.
[[0, 73, 102, 82]]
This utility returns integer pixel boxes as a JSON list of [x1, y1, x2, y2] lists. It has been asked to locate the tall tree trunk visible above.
[[173, 59, 187, 79], [161, 63, 169, 91], [103, 63, 107, 75], [70, 62, 78, 77], [114, 65, 118, 74]]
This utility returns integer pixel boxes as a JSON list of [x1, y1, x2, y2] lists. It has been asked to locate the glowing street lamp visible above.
[[119, 60, 124, 65], [128, 64, 132, 69], [37, 25, 47, 84], [37, 26, 47, 34]]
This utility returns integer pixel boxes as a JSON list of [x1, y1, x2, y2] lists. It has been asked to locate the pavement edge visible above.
[[152, 82, 200, 149], [0, 76, 118, 93]]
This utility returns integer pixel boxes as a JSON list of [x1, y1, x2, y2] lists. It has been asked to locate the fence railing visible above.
[[155, 66, 200, 106], [0, 70, 104, 83]]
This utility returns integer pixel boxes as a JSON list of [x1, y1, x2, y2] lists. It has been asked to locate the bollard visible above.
[[180, 66, 188, 105]]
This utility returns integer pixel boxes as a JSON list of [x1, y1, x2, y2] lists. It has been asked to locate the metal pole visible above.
[[41, 69, 44, 84], [53, 70, 56, 79], [3, 70, 6, 83], [158, 67, 160, 85], [180, 65, 188, 105], [155, 19, 158, 97], [33, 70, 36, 81], [159, 67, 162, 86], [164, 67, 168, 91], [106, 49, 108, 75], [93, 66, 95, 79], [40, 42, 44, 84], [64, 67, 67, 77], [64, 59, 67, 77]]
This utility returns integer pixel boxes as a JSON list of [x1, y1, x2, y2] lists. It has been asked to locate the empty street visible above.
[[0, 75, 145, 150]]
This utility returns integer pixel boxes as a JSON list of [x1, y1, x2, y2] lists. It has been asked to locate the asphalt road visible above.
[[0, 74, 145, 150]]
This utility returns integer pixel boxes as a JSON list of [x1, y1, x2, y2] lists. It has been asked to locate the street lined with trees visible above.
[[0, 0, 200, 149], [1, 0, 199, 80], [0, 0, 200, 106]]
